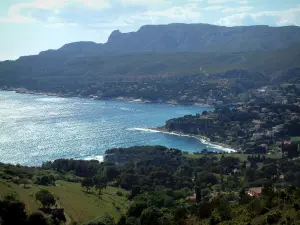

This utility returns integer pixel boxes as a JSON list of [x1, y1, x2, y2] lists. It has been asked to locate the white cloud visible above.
[[76, 0, 110, 9], [139, 2, 202, 23], [239, 0, 249, 4], [0, 2, 38, 23], [207, 0, 250, 4], [0, 0, 110, 23], [207, 0, 229, 3], [202, 5, 252, 13], [87, 2, 203, 29], [216, 6, 300, 26], [120, 0, 170, 7], [222, 6, 253, 13], [203, 5, 224, 11]]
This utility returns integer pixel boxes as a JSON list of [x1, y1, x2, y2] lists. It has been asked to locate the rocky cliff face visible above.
[[103, 24, 300, 53], [37, 23, 300, 58]]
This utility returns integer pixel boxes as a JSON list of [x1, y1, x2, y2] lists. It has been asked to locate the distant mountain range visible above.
[[1, 23, 300, 104], [35, 23, 300, 58]]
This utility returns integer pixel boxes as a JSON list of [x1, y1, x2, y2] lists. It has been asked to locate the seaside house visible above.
[[186, 194, 197, 201], [247, 187, 263, 197]]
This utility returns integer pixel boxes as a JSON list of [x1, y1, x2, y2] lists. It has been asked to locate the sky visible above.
[[1, 0, 300, 61]]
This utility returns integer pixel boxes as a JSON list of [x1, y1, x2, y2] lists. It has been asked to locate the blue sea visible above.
[[0, 91, 231, 166]]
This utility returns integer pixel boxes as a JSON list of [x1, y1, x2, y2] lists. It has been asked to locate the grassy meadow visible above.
[[0, 179, 129, 224]]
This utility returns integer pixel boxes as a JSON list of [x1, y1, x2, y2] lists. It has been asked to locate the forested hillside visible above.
[[0, 24, 300, 104], [0, 45, 300, 105], [1, 146, 300, 225]]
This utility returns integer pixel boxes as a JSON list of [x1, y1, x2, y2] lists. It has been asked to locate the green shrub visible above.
[[265, 211, 282, 224], [116, 191, 123, 197]]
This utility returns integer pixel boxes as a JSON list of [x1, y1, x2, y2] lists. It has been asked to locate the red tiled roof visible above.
[[186, 195, 197, 201], [247, 187, 262, 196]]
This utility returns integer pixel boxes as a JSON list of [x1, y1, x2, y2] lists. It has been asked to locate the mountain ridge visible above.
[[10, 23, 300, 61], [1, 23, 300, 105]]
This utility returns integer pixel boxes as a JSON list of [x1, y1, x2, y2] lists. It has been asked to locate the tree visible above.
[[95, 184, 105, 197], [118, 216, 137, 225], [51, 208, 66, 223], [173, 206, 188, 225], [92, 176, 107, 187], [266, 211, 282, 224], [244, 168, 256, 182], [99, 214, 116, 225], [217, 200, 232, 221], [127, 202, 148, 218], [129, 185, 141, 200], [195, 186, 201, 202], [196, 172, 218, 186], [261, 164, 278, 179], [103, 166, 120, 181], [27, 212, 49, 225], [118, 173, 139, 190], [239, 188, 251, 204], [198, 202, 213, 219], [35, 189, 56, 209], [262, 182, 274, 196], [0, 194, 27, 225], [36, 175, 55, 186], [140, 207, 163, 225], [87, 214, 116, 225], [81, 178, 93, 192]]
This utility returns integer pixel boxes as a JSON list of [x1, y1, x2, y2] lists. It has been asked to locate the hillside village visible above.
[[162, 83, 300, 158]]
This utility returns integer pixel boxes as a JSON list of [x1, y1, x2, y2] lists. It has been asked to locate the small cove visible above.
[[0, 91, 229, 166]]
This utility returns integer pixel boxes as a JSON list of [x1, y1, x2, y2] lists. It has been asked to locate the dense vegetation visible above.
[[0, 161, 128, 225], [2, 146, 300, 224], [162, 97, 300, 154]]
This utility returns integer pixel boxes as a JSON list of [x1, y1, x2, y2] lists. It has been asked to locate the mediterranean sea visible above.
[[0, 91, 229, 166]]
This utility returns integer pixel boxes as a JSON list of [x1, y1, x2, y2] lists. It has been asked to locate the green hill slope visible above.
[[0, 163, 129, 224]]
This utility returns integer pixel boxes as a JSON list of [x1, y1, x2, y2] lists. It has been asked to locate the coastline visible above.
[[83, 127, 237, 163], [128, 127, 237, 153], [0, 88, 217, 165], [0, 88, 213, 107]]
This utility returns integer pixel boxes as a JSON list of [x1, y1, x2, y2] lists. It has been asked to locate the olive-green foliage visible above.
[[3, 146, 300, 225], [0, 194, 27, 225], [85, 214, 116, 225], [27, 212, 50, 225], [35, 189, 56, 208]]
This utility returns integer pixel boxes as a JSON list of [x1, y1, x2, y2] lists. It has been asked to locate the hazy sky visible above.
[[1, 0, 300, 60]]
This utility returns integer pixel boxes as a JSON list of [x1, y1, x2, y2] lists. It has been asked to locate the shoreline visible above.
[[154, 127, 237, 153], [0, 88, 213, 107], [128, 127, 237, 153], [80, 126, 237, 163], [0, 88, 222, 164]]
